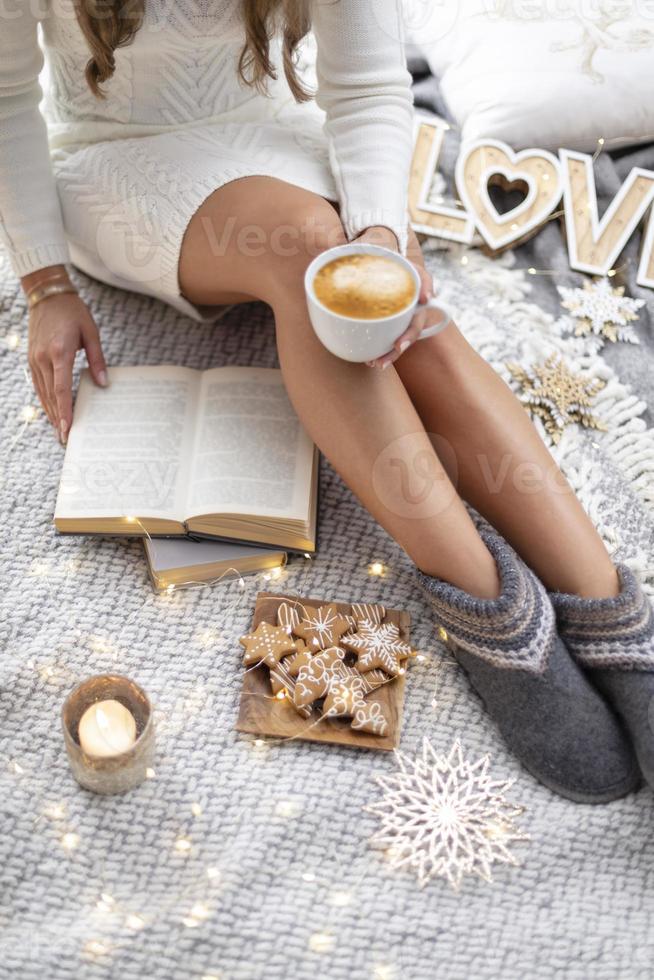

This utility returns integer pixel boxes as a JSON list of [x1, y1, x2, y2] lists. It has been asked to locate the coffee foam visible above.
[[313, 254, 415, 320]]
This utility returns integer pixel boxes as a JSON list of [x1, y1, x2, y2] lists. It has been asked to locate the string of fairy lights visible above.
[[1, 128, 650, 968], [4, 536, 418, 972], [0, 345, 418, 970]]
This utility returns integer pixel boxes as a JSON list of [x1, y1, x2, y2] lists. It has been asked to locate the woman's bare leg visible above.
[[179, 177, 500, 597], [395, 232, 619, 598]]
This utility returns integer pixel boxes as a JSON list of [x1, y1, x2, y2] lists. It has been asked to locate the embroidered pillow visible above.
[[408, 0, 654, 151]]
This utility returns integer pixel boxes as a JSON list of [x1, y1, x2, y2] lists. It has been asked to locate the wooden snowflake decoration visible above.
[[365, 739, 528, 890], [558, 278, 644, 349], [507, 355, 606, 444]]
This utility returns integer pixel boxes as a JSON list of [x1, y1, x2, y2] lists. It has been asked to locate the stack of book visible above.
[[54, 365, 319, 592]]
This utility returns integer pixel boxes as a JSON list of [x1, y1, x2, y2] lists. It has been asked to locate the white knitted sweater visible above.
[[0, 0, 414, 279]]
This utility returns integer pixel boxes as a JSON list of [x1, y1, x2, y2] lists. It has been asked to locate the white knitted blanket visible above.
[[1, 238, 654, 980]]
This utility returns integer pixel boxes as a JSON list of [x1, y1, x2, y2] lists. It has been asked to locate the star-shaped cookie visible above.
[[293, 603, 352, 650], [239, 621, 297, 669]]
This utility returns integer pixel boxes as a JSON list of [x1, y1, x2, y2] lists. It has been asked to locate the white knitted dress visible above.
[[0, 0, 414, 320]]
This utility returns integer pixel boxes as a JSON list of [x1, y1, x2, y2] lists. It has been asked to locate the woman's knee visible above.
[[264, 196, 347, 295]]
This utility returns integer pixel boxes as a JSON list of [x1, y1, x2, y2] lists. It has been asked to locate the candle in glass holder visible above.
[[62, 675, 154, 795], [78, 699, 137, 757]]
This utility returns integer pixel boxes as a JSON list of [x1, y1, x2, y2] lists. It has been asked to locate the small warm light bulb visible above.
[[269, 566, 283, 581], [206, 866, 221, 881], [165, 584, 175, 594], [61, 832, 79, 851], [10, 761, 24, 774], [44, 803, 66, 820], [126, 914, 146, 931], [275, 799, 302, 818], [84, 940, 110, 957], [598, 137, 605, 146], [328, 889, 352, 908], [191, 802, 202, 817], [608, 268, 617, 278], [460, 255, 469, 266], [174, 837, 192, 853], [6, 333, 20, 350], [373, 965, 396, 980], [190, 903, 210, 920], [275, 689, 287, 700], [145, 767, 156, 779], [368, 561, 386, 577], [303, 552, 312, 560], [302, 871, 316, 883], [308, 932, 334, 953], [125, 515, 137, 524], [21, 405, 38, 423], [527, 267, 537, 275]]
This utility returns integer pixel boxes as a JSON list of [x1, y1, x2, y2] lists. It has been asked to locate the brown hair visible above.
[[74, 0, 312, 102]]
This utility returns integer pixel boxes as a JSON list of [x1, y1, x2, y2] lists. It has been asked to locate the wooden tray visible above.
[[235, 592, 410, 751]]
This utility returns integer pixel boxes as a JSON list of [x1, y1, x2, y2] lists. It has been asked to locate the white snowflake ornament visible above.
[[365, 739, 528, 890], [558, 278, 644, 349]]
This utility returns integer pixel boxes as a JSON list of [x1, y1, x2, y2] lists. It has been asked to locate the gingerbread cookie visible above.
[[292, 603, 352, 650], [351, 700, 390, 737], [269, 646, 313, 695], [277, 600, 301, 634], [343, 620, 413, 676], [321, 673, 390, 737], [345, 603, 387, 629], [294, 647, 349, 711], [240, 622, 297, 669]]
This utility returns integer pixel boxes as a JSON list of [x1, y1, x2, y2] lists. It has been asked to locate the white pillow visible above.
[[408, 0, 654, 151]]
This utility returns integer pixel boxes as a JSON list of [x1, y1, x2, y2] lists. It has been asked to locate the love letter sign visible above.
[[410, 120, 654, 290]]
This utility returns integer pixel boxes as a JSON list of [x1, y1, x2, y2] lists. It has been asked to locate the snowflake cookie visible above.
[[343, 620, 413, 676]]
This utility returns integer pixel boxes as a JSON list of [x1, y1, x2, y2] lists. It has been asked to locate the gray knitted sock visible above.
[[551, 566, 654, 788], [418, 530, 640, 803]]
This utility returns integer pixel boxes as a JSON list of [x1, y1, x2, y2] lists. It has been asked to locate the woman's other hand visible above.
[[24, 269, 108, 444], [351, 225, 433, 370]]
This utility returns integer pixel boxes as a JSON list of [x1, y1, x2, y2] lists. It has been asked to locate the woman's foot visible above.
[[418, 529, 641, 803], [551, 566, 654, 790]]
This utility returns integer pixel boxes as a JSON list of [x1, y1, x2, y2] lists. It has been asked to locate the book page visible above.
[[55, 366, 200, 521], [186, 367, 314, 520]]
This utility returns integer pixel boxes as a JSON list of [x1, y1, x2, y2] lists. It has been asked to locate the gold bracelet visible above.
[[27, 281, 79, 310]]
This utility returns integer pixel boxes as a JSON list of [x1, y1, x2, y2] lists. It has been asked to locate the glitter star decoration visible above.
[[558, 278, 644, 349], [365, 739, 528, 890], [507, 354, 606, 444]]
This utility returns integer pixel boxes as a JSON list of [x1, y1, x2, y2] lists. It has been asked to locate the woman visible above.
[[2, 0, 652, 800]]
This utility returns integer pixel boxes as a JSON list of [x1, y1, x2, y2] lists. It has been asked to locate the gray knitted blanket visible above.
[[1, 65, 654, 980]]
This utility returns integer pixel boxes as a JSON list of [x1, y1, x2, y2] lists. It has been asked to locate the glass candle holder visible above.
[[62, 674, 154, 795]]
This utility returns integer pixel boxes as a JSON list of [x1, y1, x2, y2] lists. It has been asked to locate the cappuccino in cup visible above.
[[313, 254, 416, 320], [305, 243, 453, 363]]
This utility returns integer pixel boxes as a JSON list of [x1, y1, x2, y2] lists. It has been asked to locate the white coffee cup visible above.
[[304, 243, 452, 363]]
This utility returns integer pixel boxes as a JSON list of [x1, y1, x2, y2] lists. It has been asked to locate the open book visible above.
[[54, 366, 319, 552]]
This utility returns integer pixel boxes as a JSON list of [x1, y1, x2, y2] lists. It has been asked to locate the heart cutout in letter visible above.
[[455, 139, 563, 252]]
